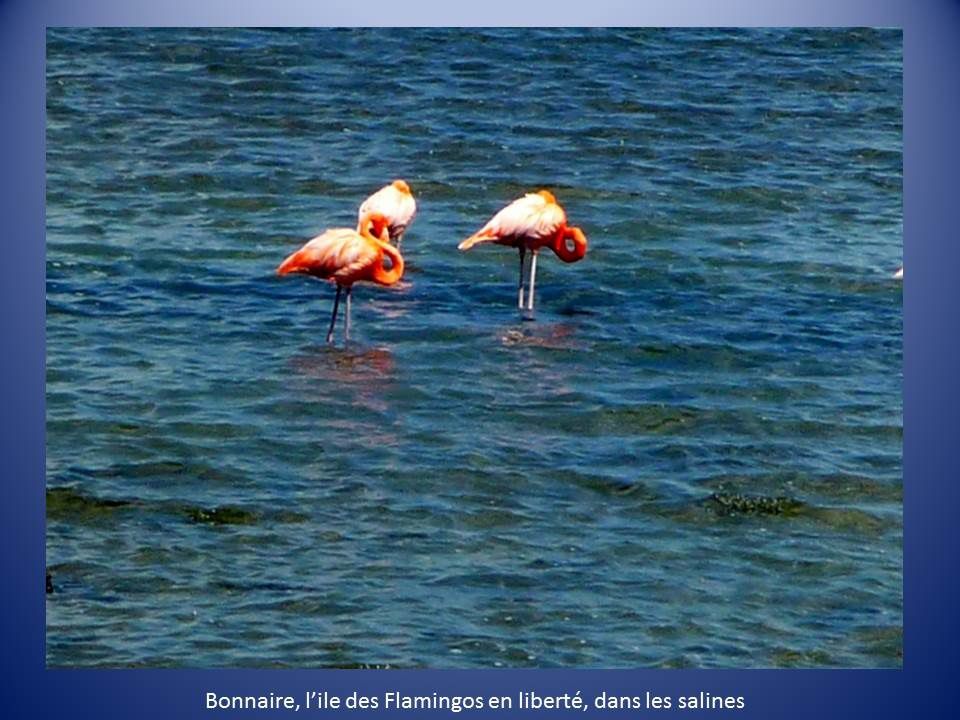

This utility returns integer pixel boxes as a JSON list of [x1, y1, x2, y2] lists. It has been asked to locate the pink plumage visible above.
[[357, 179, 417, 246], [459, 191, 567, 251]]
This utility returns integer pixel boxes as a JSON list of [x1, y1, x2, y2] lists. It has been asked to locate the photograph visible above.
[[45, 27, 902, 669]]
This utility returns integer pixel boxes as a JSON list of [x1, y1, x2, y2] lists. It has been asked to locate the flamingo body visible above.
[[357, 179, 417, 246], [894, 266, 903, 280], [277, 228, 403, 287], [459, 191, 569, 253]]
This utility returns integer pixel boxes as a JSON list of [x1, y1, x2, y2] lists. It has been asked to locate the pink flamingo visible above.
[[277, 215, 404, 343], [458, 190, 587, 312]]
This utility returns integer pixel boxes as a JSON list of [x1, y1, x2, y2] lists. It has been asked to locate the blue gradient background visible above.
[[2, 0, 953, 716]]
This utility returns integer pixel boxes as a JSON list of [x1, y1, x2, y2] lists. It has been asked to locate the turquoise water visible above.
[[45, 28, 902, 668]]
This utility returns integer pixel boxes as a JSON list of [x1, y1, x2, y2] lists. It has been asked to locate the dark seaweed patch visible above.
[[705, 492, 806, 517], [46, 486, 135, 520], [184, 506, 259, 525]]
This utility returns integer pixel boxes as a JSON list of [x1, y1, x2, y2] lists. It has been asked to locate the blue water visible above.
[[45, 28, 902, 668]]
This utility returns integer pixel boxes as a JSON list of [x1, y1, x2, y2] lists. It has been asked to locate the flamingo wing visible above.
[[459, 193, 566, 250]]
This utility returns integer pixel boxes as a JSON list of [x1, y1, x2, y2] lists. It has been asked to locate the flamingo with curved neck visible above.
[[458, 189, 588, 312], [276, 213, 405, 343]]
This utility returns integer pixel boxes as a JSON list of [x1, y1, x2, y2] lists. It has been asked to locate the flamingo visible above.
[[457, 190, 587, 312], [357, 179, 417, 250], [277, 215, 405, 344], [894, 266, 903, 280]]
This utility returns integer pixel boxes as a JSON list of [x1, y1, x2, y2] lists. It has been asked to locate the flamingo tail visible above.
[[277, 248, 313, 276], [458, 231, 499, 251]]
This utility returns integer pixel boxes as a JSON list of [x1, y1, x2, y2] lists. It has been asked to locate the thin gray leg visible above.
[[526, 250, 538, 311], [344, 286, 352, 342], [326, 284, 342, 344], [517, 247, 526, 309]]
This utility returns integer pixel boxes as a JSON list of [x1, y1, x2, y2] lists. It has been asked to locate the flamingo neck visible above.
[[372, 240, 405, 286], [552, 225, 587, 263], [359, 213, 390, 243]]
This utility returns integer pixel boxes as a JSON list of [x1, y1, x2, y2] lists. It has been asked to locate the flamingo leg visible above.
[[344, 286, 352, 342], [517, 247, 527, 309], [526, 250, 538, 312], [326, 284, 343, 344], [394, 233, 403, 253]]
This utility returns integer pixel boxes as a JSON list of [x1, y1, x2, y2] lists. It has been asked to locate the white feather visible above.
[[358, 182, 417, 238], [480, 193, 565, 241]]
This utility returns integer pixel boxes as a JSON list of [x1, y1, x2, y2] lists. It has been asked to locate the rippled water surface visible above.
[[46, 28, 902, 668]]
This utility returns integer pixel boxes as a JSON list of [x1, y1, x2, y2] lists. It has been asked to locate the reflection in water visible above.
[[499, 322, 581, 350], [288, 344, 396, 416], [497, 322, 585, 398]]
